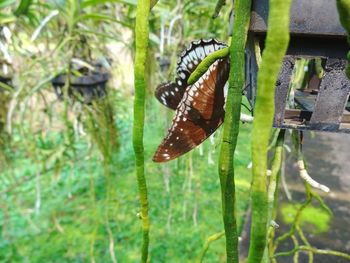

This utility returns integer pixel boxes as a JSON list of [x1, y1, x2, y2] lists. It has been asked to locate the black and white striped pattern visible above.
[[155, 39, 227, 110]]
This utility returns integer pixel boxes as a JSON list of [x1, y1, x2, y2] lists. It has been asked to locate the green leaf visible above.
[[75, 13, 131, 28], [0, 0, 16, 9], [14, 0, 32, 16], [81, 0, 136, 8], [0, 14, 16, 24]]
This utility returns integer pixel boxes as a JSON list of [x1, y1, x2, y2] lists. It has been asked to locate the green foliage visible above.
[[14, 0, 32, 16], [0, 96, 253, 262], [0, 0, 345, 262], [0, 1, 253, 261]]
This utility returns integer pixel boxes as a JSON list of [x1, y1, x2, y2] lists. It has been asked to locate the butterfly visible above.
[[153, 39, 230, 162]]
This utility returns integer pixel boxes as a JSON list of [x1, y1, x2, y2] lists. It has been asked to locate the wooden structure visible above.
[[245, 0, 350, 133]]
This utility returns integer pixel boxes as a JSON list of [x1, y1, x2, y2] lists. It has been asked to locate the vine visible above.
[[248, 0, 292, 262], [197, 231, 225, 263], [218, 0, 252, 262], [133, 0, 153, 261], [265, 129, 285, 262]]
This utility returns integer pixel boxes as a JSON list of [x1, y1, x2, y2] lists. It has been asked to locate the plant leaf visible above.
[[14, 0, 32, 16]]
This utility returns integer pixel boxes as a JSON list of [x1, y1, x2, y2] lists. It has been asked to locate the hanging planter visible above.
[[51, 65, 109, 104], [0, 71, 13, 92], [0, 61, 14, 91], [0, 74, 13, 90]]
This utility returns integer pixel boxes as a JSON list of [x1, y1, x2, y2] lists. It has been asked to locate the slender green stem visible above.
[[270, 131, 346, 262], [291, 235, 299, 263], [218, 0, 252, 262], [133, 0, 152, 261], [271, 182, 312, 254], [296, 225, 313, 263], [274, 246, 350, 260], [187, 47, 229, 85], [248, 1, 292, 262], [267, 130, 285, 217], [212, 0, 226, 18], [197, 231, 225, 263], [265, 129, 285, 262]]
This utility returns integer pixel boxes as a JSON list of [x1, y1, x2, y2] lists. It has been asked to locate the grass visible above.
[[0, 89, 253, 262]]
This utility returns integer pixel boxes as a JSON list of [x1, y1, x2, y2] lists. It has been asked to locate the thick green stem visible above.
[[248, 0, 292, 262], [218, 1, 252, 262], [337, 0, 350, 78], [133, 0, 151, 262]]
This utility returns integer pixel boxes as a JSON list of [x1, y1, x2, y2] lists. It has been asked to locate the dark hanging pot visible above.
[[0, 74, 13, 91], [51, 66, 109, 104]]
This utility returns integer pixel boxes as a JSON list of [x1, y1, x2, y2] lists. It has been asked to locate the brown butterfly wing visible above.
[[155, 39, 227, 110], [153, 58, 230, 162], [155, 81, 185, 110]]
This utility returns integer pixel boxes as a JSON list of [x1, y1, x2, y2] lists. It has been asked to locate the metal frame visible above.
[[245, 0, 350, 133]]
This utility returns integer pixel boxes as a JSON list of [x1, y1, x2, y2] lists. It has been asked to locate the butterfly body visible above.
[[153, 39, 230, 162]]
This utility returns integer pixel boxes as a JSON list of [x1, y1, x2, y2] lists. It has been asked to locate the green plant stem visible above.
[[248, 0, 292, 262], [133, 0, 152, 262], [187, 47, 229, 85], [267, 130, 285, 218], [273, 246, 350, 260], [271, 182, 312, 255], [296, 225, 313, 263], [197, 231, 225, 263], [218, 0, 252, 262], [271, 131, 339, 262], [212, 0, 226, 18], [150, 0, 158, 9], [337, 0, 350, 78], [291, 235, 299, 263], [265, 129, 285, 262]]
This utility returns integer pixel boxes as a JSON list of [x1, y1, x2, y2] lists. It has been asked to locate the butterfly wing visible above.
[[153, 58, 230, 162], [155, 81, 185, 110], [155, 39, 227, 110]]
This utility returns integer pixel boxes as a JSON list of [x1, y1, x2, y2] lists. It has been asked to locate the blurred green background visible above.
[[0, 1, 349, 262]]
